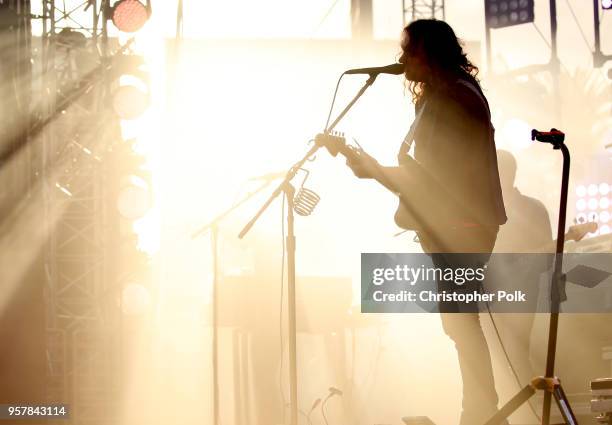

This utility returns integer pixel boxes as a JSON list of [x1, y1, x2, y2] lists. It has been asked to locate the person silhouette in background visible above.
[[494, 150, 553, 255]]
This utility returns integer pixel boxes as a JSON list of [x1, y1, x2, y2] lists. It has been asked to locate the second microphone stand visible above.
[[239, 73, 379, 425], [192, 178, 277, 425], [483, 129, 578, 425]]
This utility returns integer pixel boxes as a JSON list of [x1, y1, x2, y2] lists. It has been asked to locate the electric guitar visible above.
[[315, 132, 451, 232], [315, 133, 600, 242]]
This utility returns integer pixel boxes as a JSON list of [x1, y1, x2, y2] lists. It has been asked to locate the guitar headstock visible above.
[[567, 221, 598, 242], [315, 131, 347, 157]]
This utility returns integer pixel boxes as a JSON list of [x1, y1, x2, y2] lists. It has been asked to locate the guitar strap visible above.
[[398, 78, 491, 162], [397, 101, 428, 164]]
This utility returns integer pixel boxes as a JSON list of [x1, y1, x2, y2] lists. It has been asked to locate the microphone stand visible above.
[[238, 73, 378, 425], [483, 129, 578, 425], [192, 178, 277, 425]]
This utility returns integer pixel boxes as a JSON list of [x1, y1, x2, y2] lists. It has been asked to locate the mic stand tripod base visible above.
[[483, 377, 577, 425]]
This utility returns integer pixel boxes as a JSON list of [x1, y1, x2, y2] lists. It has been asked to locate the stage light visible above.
[[600, 183, 610, 195], [55, 182, 73, 197], [588, 184, 599, 196], [485, 0, 534, 29], [113, 85, 149, 119], [589, 198, 599, 210], [112, 0, 149, 33], [601, 225, 610, 235], [600, 197, 610, 209], [601, 211, 610, 223], [110, 56, 150, 120], [603, 0, 612, 10], [56, 28, 87, 49], [117, 175, 151, 220], [576, 185, 587, 197], [577, 199, 587, 211]]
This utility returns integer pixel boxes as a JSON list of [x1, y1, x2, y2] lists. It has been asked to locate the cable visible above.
[[321, 388, 343, 425], [563, 0, 593, 52], [324, 72, 346, 131], [284, 404, 312, 425], [531, 22, 571, 74], [279, 192, 287, 422], [532, 22, 552, 50], [485, 301, 541, 423], [311, 0, 342, 38], [321, 395, 333, 425]]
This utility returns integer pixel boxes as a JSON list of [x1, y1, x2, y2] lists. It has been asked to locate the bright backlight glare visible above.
[[117, 176, 151, 220], [121, 283, 151, 315], [576, 185, 586, 197], [113, 85, 149, 120], [501, 118, 531, 150]]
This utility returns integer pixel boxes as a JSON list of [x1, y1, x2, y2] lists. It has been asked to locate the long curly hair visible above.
[[401, 19, 479, 104]]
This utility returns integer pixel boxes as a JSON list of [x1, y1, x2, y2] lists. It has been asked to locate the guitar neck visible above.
[[535, 223, 597, 252], [316, 132, 409, 198]]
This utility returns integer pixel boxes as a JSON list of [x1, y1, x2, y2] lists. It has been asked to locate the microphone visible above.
[[345, 63, 404, 75], [328, 387, 343, 396]]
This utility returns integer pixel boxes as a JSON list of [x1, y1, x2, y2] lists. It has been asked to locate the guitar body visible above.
[[394, 198, 419, 230]]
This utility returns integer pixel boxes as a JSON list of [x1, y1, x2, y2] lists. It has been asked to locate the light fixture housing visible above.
[[485, 0, 535, 29], [111, 0, 149, 33]]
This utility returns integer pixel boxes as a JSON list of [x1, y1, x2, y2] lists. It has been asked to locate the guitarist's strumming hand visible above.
[[345, 149, 380, 179], [315, 132, 406, 195]]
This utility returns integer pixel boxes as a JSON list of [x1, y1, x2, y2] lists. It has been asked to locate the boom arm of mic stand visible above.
[[238, 144, 318, 239], [326, 74, 377, 132], [238, 73, 378, 239], [192, 179, 274, 239]]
